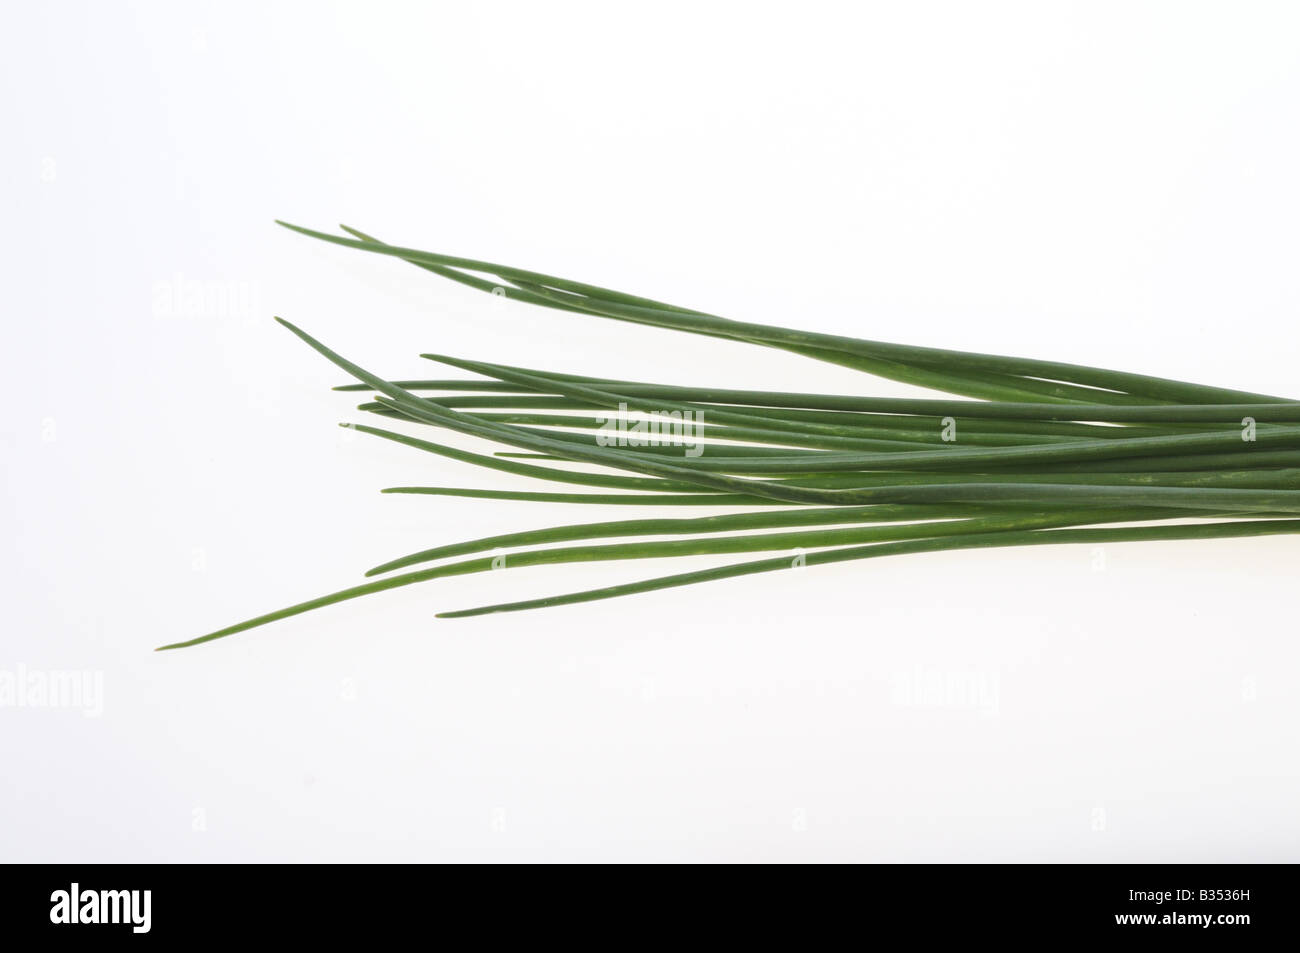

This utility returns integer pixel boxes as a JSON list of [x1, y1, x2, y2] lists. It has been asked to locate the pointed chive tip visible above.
[[273, 316, 308, 338], [420, 353, 471, 369]]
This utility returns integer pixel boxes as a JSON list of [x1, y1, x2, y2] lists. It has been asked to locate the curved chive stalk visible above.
[[277, 221, 1288, 403], [362, 502, 1040, 575], [161, 516, 1299, 650], [436, 519, 1300, 618], [330, 224, 1097, 404], [370, 502, 1272, 577], [381, 487, 782, 505]]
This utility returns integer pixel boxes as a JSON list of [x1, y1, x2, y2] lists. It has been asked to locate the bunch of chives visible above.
[[157, 223, 1300, 650]]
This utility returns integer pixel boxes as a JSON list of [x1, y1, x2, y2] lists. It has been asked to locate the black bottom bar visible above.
[[0, 863, 1287, 941]]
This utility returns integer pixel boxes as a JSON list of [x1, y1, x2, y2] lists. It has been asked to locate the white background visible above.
[[3, 1, 1298, 862]]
